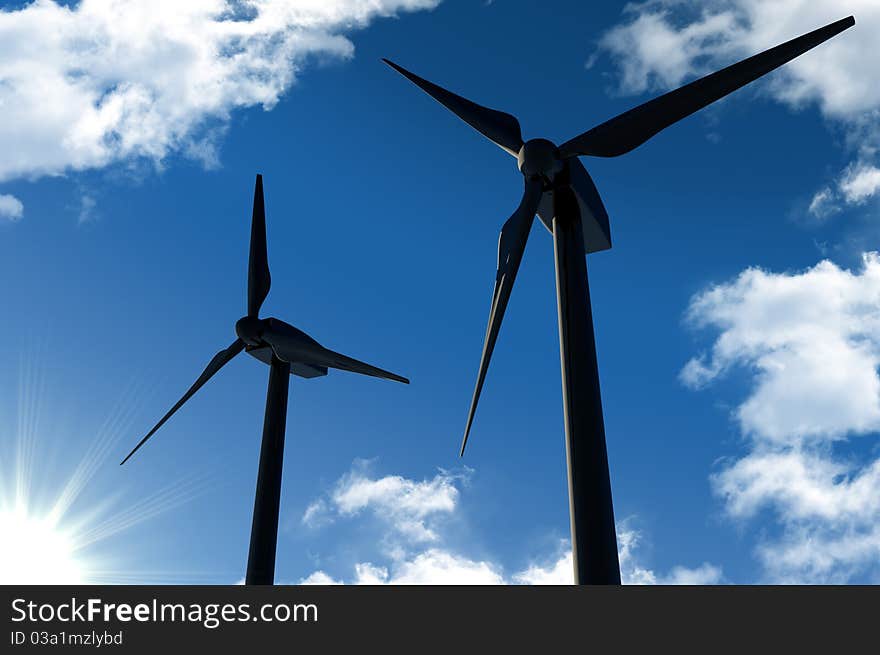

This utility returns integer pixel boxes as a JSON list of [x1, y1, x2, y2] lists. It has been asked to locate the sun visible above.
[[0, 353, 205, 585], [0, 504, 87, 584]]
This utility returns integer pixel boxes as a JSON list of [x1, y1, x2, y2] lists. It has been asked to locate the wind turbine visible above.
[[120, 174, 409, 585], [385, 16, 855, 585]]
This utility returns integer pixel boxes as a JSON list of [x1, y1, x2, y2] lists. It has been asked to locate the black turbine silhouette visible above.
[[121, 174, 408, 585], [385, 16, 854, 585]]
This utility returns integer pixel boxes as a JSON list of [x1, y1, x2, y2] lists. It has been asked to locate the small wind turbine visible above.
[[385, 16, 854, 584], [121, 174, 409, 585]]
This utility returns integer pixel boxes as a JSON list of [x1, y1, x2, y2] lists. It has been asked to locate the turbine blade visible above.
[[120, 339, 245, 465], [248, 174, 271, 317], [383, 58, 524, 157], [461, 177, 544, 456], [318, 348, 409, 384], [559, 16, 855, 158], [260, 319, 408, 384]]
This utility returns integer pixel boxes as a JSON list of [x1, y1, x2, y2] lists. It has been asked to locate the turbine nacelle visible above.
[[517, 138, 564, 184], [235, 316, 265, 347]]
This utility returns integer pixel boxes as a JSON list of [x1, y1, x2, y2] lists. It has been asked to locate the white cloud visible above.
[[299, 463, 722, 584], [348, 550, 506, 585], [298, 570, 343, 585], [301, 530, 722, 585], [617, 527, 723, 585], [597, 9, 740, 96], [754, 524, 880, 583], [0, 0, 440, 183], [301, 499, 329, 527], [683, 254, 880, 443], [716, 450, 880, 522], [512, 545, 573, 585], [512, 531, 722, 585], [78, 193, 97, 224], [0, 193, 23, 221], [683, 254, 880, 581], [839, 163, 880, 204], [302, 460, 463, 543], [597, 1, 880, 223], [662, 564, 726, 584], [598, 1, 878, 118], [807, 187, 841, 220], [807, 163, 880, 218]]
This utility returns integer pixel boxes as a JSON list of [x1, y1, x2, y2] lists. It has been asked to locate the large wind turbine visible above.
[[385, 16, 855, 585], [121, 174, 409, 585]]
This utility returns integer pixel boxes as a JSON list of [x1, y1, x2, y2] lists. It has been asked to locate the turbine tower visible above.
[[385, 16, 854, 585], [121, 174, 409, 585]]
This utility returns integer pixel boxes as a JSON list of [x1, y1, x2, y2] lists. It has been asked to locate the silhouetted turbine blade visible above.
[[383, 58, 524, 157], [248, 174, 271, 317], [258, 318, 408, 384], [319, 349, 410, 384], [461, 177, 544, 456], [265, 334, 408, 384], [120, 339, 245, 465], [559, 16, 855, 159]]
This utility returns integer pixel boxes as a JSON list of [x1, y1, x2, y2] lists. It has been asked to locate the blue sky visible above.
[[1, 0, 879, 584]]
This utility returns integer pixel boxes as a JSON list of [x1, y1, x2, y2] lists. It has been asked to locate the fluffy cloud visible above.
[[682, 254, 880, 442], [598, 1, 877, 117], [808, 162, 880, 219], [0, 0, 440, 183], [511, 547, 574, 585], [309, 550, 507, 585], [299, 462, 722, 584], [839, 163, 880, 204], [597, 0, 880, 221], [617, 528, 723, 585], [302, 460, 463, 543], [683, 254, 880, 581], [0, 194, 23, 222], [597, 8, 742, 97], [514, 531, 722, 585], [301, 531, 722, 586], [807, 187, 840, 220]]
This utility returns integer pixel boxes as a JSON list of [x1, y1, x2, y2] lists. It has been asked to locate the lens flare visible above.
[[1, 346, 206, 584]]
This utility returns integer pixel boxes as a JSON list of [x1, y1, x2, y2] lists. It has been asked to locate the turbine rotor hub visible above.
[[235, 316, 265, 347], [517, 138, 564, 183]]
